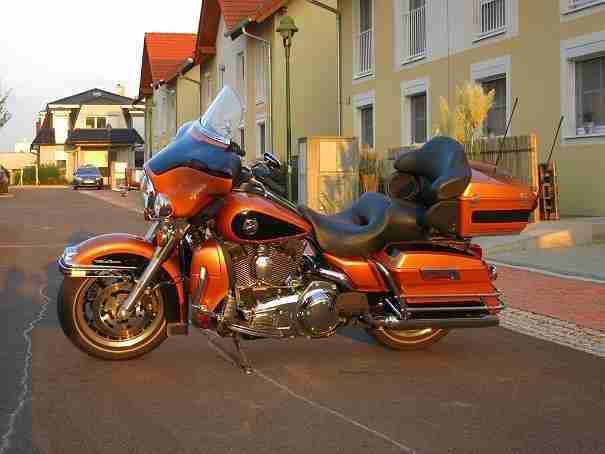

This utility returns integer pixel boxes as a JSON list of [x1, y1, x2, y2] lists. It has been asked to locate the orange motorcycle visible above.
[[57, 87, 536, 370]]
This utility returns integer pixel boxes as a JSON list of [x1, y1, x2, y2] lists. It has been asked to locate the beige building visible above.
[[193, 0, 339, 163], [338, 0, 605, 216], [31, 88, 144, 184]]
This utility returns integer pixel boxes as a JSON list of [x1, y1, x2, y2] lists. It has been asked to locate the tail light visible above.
[[488, 264, 498, 281]]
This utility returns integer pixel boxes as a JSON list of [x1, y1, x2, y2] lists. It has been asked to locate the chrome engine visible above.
[[229, 240, 305, 290], [225, 240, 342, 338], [250, 281, 341, 338]]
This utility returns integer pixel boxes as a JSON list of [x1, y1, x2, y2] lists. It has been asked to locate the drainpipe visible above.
[[241, 25, 274, 153], [306, 0, 342, 135]]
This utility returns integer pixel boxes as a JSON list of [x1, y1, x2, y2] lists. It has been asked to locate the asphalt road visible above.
[[1, 188, 604, 454]]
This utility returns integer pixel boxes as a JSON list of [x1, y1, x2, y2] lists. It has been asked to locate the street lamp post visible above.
[[277, 15, 298, 201]]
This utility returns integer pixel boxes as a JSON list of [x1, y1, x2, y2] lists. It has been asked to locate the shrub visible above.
[[21, 164, 67, 185]]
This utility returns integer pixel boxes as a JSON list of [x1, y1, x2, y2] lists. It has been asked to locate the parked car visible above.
[[0, 166, 9, 194], [73, 166, 104, 190]]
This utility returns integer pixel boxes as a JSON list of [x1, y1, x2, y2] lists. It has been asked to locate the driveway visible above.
[[1, 188, 604, 454]]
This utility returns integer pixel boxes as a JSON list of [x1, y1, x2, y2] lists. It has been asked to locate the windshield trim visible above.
[[198, 122, 230, 145]]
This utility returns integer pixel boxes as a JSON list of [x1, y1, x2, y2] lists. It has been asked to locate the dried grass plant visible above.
[[436, 82, 494, 159], [359, 144, 382, 193]]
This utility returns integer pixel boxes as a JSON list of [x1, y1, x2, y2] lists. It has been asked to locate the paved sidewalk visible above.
[[477, 217, 605, 255], [495, 264, 605, 357], [496, 265, 605, 331], [490, 244, 605, 281]]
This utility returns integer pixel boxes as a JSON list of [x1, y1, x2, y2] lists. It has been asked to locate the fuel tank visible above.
[[216, 192, 311, 243]]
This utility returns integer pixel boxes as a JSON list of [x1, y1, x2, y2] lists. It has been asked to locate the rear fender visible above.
[[58, 233, 186, 320]]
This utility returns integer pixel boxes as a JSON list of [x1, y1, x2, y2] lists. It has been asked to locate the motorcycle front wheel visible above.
[[58, 276, 167, 360], [368, 327, 449, 350]]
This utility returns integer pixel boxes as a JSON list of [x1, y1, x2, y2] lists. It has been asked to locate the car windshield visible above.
[[198, 86, 243, 145], [77, 168, 100, 176]]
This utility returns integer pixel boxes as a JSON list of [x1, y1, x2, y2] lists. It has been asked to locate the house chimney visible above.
[[116, 83, 126, 97]]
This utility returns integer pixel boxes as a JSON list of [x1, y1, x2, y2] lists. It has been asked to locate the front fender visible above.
[[58, 233, 185, 309]]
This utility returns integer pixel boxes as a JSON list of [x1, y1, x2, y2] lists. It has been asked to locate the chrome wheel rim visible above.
[[75, 278, 164, 349]]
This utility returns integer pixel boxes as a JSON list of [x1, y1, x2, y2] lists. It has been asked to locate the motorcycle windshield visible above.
[[145, 86, 243, 179], [199, 86, 243, 145]]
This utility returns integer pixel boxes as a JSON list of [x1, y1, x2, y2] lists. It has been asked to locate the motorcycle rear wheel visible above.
[[58, 276, 167, 360], [368, 327, 449, 350]]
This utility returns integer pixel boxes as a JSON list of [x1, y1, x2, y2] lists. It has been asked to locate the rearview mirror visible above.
[[263, 152, 281, 170]]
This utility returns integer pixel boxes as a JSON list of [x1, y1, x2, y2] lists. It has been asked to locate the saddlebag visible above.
[[376, 245, 501, 312]]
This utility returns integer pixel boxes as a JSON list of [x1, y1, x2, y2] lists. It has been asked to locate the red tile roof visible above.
[[145, 33, 197, 82], [218, 0, 278, 33], [138, 33, 197, 98]]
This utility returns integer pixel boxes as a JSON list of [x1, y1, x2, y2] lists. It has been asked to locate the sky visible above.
[[0, 0, 202, 151]]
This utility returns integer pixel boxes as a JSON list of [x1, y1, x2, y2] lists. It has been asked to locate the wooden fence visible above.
[[474, 134, 539, 191]]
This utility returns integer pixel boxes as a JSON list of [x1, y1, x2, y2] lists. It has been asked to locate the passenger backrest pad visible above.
[[394, 136, 471, 206]]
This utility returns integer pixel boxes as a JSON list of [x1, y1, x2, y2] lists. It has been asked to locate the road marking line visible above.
[[205, 337, 416, 453], [255, 369, 417, 453], [488, 260, 605, 284], [0, 285, 52, 454]]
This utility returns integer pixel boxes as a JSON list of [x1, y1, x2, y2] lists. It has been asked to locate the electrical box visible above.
[[297, 137, 359, 214]]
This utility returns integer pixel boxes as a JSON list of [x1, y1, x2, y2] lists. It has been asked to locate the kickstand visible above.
[[232, 334, 253, 375]]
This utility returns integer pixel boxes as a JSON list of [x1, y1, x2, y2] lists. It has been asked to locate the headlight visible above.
[[140, 172, 156, 219], [153, 193, 173, 218]]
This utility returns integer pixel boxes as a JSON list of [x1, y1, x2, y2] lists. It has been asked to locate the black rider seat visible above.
[[298, 192, 425, 257]]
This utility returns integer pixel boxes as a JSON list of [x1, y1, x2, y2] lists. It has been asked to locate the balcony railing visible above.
[[570, 0, 600, 7], [356, 29, 373, 76], [476, 0, 506, 38], [403, 5, 426, 62]]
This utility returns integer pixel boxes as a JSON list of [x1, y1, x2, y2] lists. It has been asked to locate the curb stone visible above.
[[501, 307, 605, 358]]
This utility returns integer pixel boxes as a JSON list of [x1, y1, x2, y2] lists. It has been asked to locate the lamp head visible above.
[[277, 15, 298, 41]]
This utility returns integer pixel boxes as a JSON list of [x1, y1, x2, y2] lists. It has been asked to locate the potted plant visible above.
[[583, 112, 595, 134]]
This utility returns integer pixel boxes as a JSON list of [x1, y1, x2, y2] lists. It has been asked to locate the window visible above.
[[236, 51, 246, 102], [85, 117, 107, 128], [205, 74, 213, 109], [217, 65, 225, 91], [257, 122, 266, 157], [360, 106, 374, 148], [256, 44, 266, 103], [476, 0, 506, 38], [482, 76, 507, 136], [402, 0, 426, 62], [410, 93, 427, 144], [355, 0, 373, 76], [575, 56, 605, 134]]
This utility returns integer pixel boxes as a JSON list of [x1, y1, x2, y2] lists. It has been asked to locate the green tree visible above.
[[0, 85, 11, 129]]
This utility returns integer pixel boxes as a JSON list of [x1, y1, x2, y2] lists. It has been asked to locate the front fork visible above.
[[117, 221, 186, 320]]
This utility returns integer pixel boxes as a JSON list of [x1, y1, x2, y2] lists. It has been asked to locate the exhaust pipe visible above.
[[364, 313, 499, 330]]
